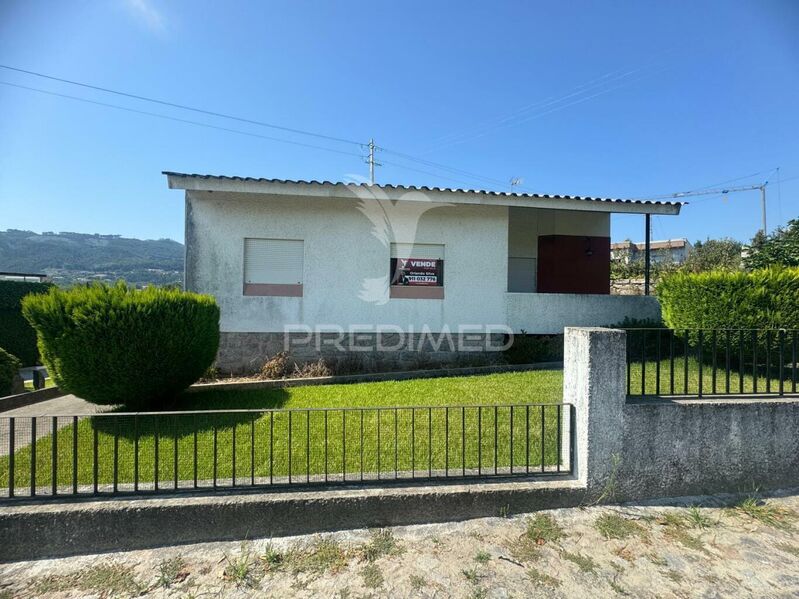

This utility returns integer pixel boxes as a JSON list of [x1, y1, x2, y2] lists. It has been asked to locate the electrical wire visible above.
[[0, 64, 364, 146], [0, 81, 366, 159]]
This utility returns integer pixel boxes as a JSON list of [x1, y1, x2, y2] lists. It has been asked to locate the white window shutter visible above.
[[244, 239, 304, 284]]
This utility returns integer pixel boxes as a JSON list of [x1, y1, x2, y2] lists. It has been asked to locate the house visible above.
[[0, 272, 49, 283], [611, 238, 692, 265], [165, 172, 682, 372]]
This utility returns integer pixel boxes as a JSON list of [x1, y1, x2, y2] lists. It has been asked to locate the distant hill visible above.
[[0, 229, 183, 287]]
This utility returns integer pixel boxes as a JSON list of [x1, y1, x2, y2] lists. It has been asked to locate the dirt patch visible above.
[[2, 493, 799, 598]]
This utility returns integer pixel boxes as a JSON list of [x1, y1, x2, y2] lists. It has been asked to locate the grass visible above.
[[31, 563, 142, 596], [527, 567, 561, 588], [594, 513, 647, 540], [360, 564, 383, 589], [222, 546, 261, 588], [627, 356, 790, 397], [156, 556, 188, 588], [0, 370, 567, 489], [560, 550, 598, 574], [684, 506, 715, 529], [23, 377, 56, 391], [524, 513, 564, 544], [360, 529, 403, 562], [1, 355, 783, 490], [285, 536, 347, 575], [731, 496, 796, 530], [474, 550, 491, 564]]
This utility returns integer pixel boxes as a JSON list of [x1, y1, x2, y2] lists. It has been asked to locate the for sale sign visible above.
[[395, 258, 442, 286]]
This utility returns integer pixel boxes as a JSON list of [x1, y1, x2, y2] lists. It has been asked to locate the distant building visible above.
[[0, 271, 49, 283], [611, 239, 692, 265]]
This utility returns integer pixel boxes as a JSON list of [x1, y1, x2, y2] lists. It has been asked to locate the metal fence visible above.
[[0, 403, 574, 500], [625, 328, 799, 397]]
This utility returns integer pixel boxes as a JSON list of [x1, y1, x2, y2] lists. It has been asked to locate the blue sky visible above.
[[0, 0, 797, 244]]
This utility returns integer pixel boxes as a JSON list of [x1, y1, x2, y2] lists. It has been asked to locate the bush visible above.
[[259, 352, 292, 379], [22, 282, 220, 409], [0, 280, 53, 366], [657, 267, 799, 331], [0, 347, 22, 397], [504, 332, 562, 364]]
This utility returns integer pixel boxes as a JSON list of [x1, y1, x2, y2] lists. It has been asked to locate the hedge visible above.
[[22, 282, 220, 409], [0, 280, 53, 366], [0, 347, 21, 397], [657, 267, 799, 332]]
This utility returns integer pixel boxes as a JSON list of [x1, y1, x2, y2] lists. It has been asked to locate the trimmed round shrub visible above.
[[22, 282, 220, 409], [0, 347, 22, 397]]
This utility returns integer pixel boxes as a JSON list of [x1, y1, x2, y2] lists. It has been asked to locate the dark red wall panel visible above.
[[537, 235, 610, 294]]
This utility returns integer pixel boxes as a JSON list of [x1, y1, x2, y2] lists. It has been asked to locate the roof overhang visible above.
[[163, 172, 683, 216]]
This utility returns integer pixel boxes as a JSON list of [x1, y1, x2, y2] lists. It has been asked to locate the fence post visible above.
[[563, 327, 626, 495]]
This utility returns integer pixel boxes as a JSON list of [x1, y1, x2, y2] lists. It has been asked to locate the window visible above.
[[389, 243, 444, 299], [243, 238, 304, 296], [507, 257, 537, 292]]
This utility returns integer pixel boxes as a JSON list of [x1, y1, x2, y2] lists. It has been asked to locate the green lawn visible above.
[[4, 358, 790, 493], [0, 370, 568, 492], [628, 357, 794, 396]]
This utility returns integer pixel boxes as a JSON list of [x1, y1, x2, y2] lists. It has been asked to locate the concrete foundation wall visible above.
[[217, 331, 508, 373]]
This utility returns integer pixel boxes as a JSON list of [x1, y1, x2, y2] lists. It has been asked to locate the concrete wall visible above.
[[506, 293, 661, 334], [565, 327, 799, 501], [620, 398, 799, 498]]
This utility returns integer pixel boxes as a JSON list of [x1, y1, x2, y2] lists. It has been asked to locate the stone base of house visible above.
[[216, 332, 511, 375]]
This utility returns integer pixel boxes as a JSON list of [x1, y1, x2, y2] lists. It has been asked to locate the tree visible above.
[[743, 219, 799, 270], [681, 238, 742, 273]]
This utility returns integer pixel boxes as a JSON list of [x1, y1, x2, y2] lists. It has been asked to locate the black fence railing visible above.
[[0, 403, 574, 500], [625, 328, 799, 398]]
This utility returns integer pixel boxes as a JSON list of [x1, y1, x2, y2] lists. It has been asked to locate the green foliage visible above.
[[744, 219, 799, 270], [682, 238, 743, 273], [0, 347, 22, 396], [0, 280, 53, 366], [657, 267, 799, 332], [21, 282, 219, 409], [505, 332, 561, 364]]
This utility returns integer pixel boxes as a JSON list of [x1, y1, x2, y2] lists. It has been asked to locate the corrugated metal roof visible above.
[[162, 171, 685, 208]]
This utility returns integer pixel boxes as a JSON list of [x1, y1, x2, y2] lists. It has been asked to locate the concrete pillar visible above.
[[563, 327, 626, 494]]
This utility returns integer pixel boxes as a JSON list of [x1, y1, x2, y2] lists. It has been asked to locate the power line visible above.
[[1, 64, 531, 190], [0, 64, 364, 146], [0, 81, 365, 159]]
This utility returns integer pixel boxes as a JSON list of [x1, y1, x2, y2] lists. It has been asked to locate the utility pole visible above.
[[760, 184, 767, 235], [367, 139, 381, 185]]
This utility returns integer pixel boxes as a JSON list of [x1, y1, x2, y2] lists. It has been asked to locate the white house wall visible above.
[[185, 191, 509, 333]]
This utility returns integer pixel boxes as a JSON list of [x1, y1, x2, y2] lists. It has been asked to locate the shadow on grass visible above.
[[90, 388, 291, 439]]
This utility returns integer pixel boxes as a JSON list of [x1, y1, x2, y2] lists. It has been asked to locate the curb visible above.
[[0, 387, 65, 413], [0, 478, 583, 562], [188, 362, 564, 393]]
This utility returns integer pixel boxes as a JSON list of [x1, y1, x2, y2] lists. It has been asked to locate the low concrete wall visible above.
[[564, 327, 799, 502], [189, 362, 562, 393], [506, 293, 661, 334], [620, 397, 799, 499], [217, 332, 508, 374], [0, 387, 65, 412], [0, 480, 584, 562]]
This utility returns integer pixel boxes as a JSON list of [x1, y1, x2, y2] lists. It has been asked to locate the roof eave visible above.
[[164, 172, 683, 216]]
